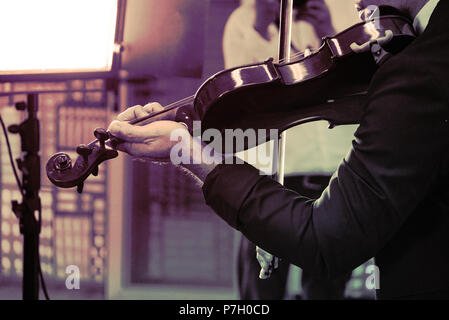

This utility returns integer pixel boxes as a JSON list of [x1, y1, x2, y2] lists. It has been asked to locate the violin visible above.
[[46, 6, 416, 193]]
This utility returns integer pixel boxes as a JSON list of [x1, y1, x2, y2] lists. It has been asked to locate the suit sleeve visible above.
[[202, 46, 449, 278]]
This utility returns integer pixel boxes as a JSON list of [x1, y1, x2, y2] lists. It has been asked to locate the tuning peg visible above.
[[94, 128, 109, 148], [77, 182, 84, 194], [76, 144, 93, 162], [8, 124, 21, 134], [54, 154, 72, 171], [15, 101, 26, 111], [92, 166, 99, 176]]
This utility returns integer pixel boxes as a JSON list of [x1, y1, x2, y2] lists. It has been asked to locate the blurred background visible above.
[[0, 0, 376, 299]]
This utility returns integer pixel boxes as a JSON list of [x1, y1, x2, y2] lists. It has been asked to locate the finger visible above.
[[257, 247, 274, 261], [256, 252, 273, 271], [259, 267, 272, 280], [113, 140, 152, 157], [117, 105, 149, 121], [113, 141, 143, 156], [256, 248, 278, 272], [273, 257, 279, 270], [113, 141, 170, 160], [108, 120, 153, 143], [142, 102, 164, 113]]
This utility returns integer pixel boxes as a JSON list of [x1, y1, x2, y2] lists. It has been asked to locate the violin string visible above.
[[277, 49, 309, 64]]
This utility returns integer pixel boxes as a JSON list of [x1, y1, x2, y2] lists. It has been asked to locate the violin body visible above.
[[194, 12, 415, 149], [46, 8, 416, 191]]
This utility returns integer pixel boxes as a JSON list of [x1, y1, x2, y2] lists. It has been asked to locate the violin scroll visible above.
[[46, 128, 118, 193]]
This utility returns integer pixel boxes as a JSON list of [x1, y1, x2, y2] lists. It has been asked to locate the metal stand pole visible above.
[[259, 0, 294, 279], [9, 94, 42, 300], [276, 0, 293, 184]]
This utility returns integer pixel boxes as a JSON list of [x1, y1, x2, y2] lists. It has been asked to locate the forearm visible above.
[[202, 161, 329, 276], [179, 135, 330, 275], [202, 158, 392, 278], [183, 138, 386, 277], [179, 161, 216, 187], [178, 135, 220, 186]]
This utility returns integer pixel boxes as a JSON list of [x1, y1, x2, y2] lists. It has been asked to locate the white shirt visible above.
[[413, 0, 440, 35]]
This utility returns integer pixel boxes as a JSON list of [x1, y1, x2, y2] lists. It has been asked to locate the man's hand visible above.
[[256, 246, 279, 279], [108, 102, 218, 184], [107, 103, 190, 160]]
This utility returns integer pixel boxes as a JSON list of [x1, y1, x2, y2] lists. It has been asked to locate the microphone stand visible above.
[[8, 93, 42, 300]]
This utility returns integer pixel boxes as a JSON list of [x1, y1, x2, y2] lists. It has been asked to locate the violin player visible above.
[[222, 0, 353, 300], [108, 0, 449, 300]]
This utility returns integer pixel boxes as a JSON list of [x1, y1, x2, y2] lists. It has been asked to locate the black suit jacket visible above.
[[202, 1, 449, 299]]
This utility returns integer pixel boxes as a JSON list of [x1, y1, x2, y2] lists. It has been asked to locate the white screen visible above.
[[0, 0, 118, 75]]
